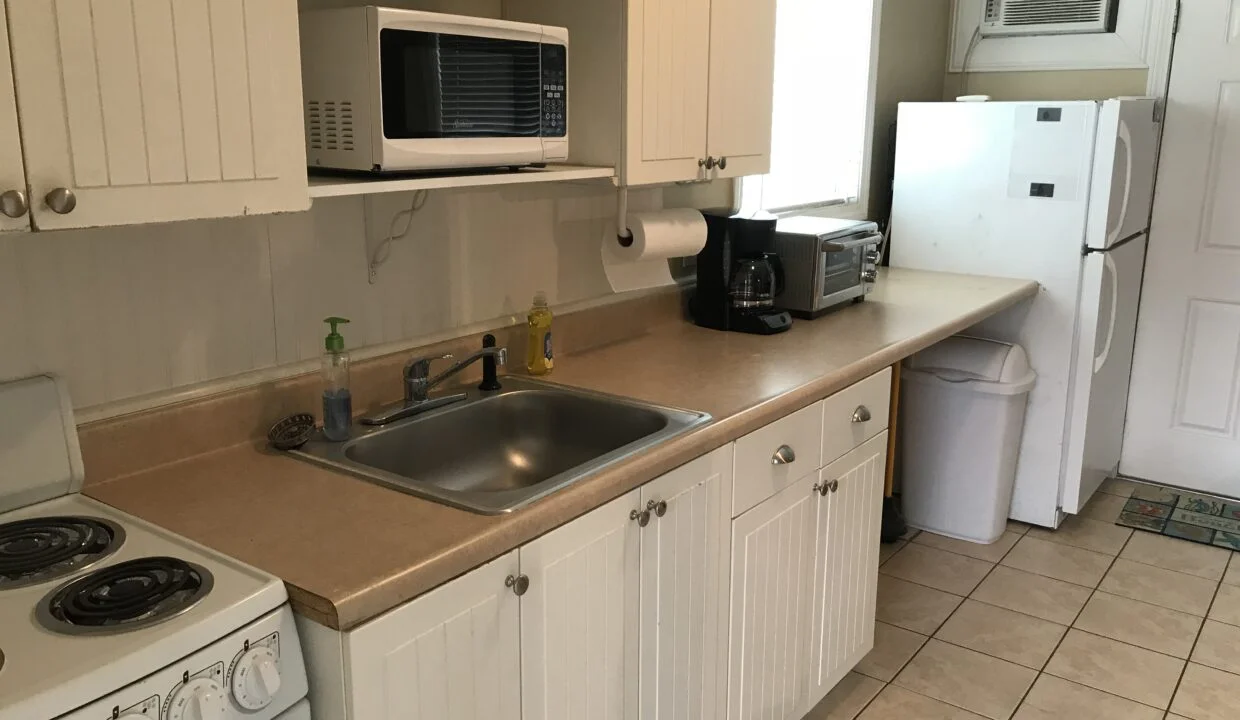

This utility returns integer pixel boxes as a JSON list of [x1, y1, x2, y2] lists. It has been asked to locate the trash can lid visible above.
[[903, 335, 1035, 394]]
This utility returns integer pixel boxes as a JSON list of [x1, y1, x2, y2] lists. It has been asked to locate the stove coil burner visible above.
[[0, 516, 124, 590], [37, 557, 213, 636]]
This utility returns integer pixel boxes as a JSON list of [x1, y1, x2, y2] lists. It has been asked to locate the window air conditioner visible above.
[[981, 0, 1118, 37]]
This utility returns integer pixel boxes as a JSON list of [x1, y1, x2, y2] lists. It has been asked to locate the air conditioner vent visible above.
[[981, 0, 1115, 37], [306, 100, 355, 152]]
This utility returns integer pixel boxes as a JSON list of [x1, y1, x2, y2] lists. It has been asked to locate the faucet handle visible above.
[[405, 353, 453, 379]]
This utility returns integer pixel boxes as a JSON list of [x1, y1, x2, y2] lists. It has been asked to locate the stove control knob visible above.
[[231, 646, 282, 710], [167, 677, 229, 720]]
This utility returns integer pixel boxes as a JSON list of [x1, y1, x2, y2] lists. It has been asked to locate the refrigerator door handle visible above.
[[1095, 252, 1119, 373], [1106, 122, 1134, 248]]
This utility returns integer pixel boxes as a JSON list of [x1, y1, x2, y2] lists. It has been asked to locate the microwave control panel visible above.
[[541, 43, 567, 137]]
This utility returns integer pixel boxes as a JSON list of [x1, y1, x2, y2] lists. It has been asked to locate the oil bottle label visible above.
[[543, 332, 554, 367]]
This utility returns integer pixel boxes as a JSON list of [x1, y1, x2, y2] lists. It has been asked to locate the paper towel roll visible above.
[[603, 209, 708, 292]]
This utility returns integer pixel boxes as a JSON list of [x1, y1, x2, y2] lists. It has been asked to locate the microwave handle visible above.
[[820, 232, 884, 252]]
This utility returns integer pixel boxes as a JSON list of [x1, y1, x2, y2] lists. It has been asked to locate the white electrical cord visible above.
[[960, 26, 983, 96], [369, 189, 429, 274]]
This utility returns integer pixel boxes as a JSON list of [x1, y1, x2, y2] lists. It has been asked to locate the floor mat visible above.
[[1114, 483, 1240, 551]]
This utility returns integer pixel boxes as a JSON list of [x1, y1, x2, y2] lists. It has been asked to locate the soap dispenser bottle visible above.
[[321, 317, 352, 441], [526, 291, 553, 376]]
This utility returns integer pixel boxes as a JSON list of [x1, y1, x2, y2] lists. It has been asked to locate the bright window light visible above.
[[741, 0, 879, 214]]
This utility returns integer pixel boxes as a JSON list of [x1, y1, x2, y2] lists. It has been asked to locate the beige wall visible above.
[[942, 69, 1148, 101], [866, 0, 952, 220]]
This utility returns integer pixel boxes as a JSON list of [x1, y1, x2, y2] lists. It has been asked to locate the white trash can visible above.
[[900, 336, 1036, 544]]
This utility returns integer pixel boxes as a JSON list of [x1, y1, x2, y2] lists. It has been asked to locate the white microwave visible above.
[[299, 7, 568, 173]]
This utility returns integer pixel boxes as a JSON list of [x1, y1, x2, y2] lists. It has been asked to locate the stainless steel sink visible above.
[[291, 377, 710, 514]]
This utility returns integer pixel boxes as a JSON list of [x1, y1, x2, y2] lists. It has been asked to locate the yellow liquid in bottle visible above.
[[527, 303, 554, 375]]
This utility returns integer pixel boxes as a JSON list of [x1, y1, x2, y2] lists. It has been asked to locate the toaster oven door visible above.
[[818, 234, 877, 307]]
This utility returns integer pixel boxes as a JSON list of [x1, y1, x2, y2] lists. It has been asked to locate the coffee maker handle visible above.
[[764, 252, 786, 297]]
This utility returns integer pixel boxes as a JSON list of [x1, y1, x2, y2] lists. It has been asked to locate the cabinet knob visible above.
[[812, 479, 840, 496], [648, 499, 668, 518], [45, 187, 76, 214], [718, 156, 728, 170], [828, 479, 839, 493], [699, 156, 718, 170], [0, 189, 27, 219], [505, 574, 530, 596], [630, 508, 651, 527], [852, 406, 872, 423], [771, 444, 796, 465]]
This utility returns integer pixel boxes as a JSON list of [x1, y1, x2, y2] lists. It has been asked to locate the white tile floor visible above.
[[807, 482, 1240, 720]]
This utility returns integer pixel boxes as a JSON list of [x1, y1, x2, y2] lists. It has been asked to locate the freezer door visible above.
[[1061, 235, 1147, 514], [1086, 98, 1159, 250]]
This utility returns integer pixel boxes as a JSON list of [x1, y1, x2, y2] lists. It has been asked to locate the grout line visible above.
[[1163, 571, 1227, 713]]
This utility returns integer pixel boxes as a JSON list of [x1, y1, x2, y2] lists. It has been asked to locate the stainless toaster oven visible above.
[[771, 216, 882, 318]]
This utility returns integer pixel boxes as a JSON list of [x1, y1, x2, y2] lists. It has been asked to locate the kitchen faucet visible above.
[[361, 335, 507, 426]]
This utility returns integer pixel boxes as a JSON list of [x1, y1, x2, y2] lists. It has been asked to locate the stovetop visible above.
[[0, 494, 287, 720]]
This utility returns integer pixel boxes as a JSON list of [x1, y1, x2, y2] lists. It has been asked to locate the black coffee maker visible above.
[[689, 209, 793, 335]]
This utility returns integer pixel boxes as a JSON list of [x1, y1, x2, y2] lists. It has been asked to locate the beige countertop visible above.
[[87, 268, 1038, 630]]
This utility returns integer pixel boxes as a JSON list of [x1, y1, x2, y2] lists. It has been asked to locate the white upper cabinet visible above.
[[520, 490, 641, 720], [0, 2, 28, 233], [5, 0, 309, 230], [638, 446, 733, 720], [623, 0, 712, 185], [704, 0, 776, 179]]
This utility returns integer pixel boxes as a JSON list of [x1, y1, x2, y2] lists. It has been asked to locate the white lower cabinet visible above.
[[638, 447, 733, 720], [807, 433, 887, 703], [520, 490, 641, 720]]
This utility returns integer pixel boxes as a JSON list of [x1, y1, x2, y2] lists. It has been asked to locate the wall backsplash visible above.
[[0, 181, 702, 415]]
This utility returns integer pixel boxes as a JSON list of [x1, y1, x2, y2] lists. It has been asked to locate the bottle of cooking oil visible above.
[[526, 291, 554, 375]]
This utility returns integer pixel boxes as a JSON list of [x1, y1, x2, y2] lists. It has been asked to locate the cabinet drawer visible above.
[[822, 368, 891, 467], [733, 401, 824, 517]]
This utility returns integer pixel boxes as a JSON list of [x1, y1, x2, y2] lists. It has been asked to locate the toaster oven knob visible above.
[[862, 270, 878, 283], [865, 250, 881, 263]]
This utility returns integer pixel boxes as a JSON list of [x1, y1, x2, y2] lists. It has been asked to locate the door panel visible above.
[[1123, 0, 1240, 496], [1066, 237, 1146, 512], [638, 447, 732, 720], [705, 0, 776, 179], [623, 0, 711, 185], [521, 491, 641, 720], [728, 474, 817, 720], [1086, 99, 1159, 250], [808, 433, 886, 706], [346, 551, 522, 720], [0, 2, 29, 233], [7, 0, 308, 229]]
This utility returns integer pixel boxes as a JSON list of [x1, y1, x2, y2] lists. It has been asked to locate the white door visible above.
[[1085, 99, 1159, 250], [623, 0, 711, 185], [704, 0, 776, 179], [1064, 237, 1147, 512], [638, 446, 732, 720], [0, 2, 29, 233], [345, 551, 522, 720], [807, 433, 886, 707], [1122, 0, 1240, 496], [727, 472, 817, 720], [6, 0, 309, 230], [521, 491, 641, 720]]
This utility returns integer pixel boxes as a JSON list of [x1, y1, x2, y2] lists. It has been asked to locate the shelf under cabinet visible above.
[[307, 164, 616, 199]]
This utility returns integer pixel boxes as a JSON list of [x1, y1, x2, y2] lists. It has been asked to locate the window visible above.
[[740, 0, 880, 215]]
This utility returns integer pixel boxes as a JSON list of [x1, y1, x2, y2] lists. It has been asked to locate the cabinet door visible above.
[[623, 0, 712, 185], [0, 2, 29, 233], [638, 446, 733, 720], [727, 472, 818, 720], [807, 432, 887, 707], [345, 551, 522, 720], [705, 0, 777, 179], [521, 490, 641, 720], [6, 0, 308, 230]]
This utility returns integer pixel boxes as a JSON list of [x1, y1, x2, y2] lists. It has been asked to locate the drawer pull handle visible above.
[[648, 499, 669, 518], [631, 508, 651, 527], [813, 479, 840, 496], [505, 574, 530, 596], [852, 406, 872, 423], [771, 445, 796, 465]]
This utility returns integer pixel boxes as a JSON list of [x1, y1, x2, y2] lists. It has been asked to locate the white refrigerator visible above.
[[890, 98, 1159, 528]]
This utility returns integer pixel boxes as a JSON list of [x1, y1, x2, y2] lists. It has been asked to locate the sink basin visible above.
[[291, 377, 710, 514]]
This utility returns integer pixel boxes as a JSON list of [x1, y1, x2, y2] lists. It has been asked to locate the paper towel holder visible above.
[[617, 187, 634, 247]]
